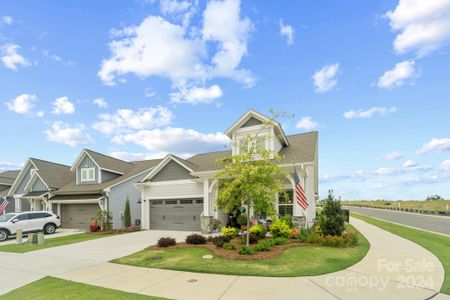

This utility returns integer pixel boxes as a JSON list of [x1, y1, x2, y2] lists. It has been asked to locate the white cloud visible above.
[[417, 138, 450, 154], [202, 0, 254, 86], [374, 167, 401, 176], [2, 16, 13, 26], [1, 44, 30, 71], [279, 19, 294, 45], [312, 63, 339, 93], [92, 98, 108, 108], [343, 106, 398, 119], [42, 50, 74, 66], [170, 84, 223, 104], [144, 87, 156, 98], [52, 96, 75, 115], [159, 0, 196, 27], [442, 160, 450, 170], [385, 0, 450, 57], [36, 111, 45, 117], [403, 159, 418, 168], [112, 127, 230, 157], [381, 151, 403, 161], [5, 94, 37, 114], [99, 0, 254, 89], [296, 116, 319, 131], [377, 60, 416, 89], [110, 151, 166, 161], [93, 106, 172, 135], [0, 161, 21, 172], [44, 122, 94, 147]]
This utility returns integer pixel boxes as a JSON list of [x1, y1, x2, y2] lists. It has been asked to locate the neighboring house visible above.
[[7, 159, 71, 213], [137, 110, 318, 233], [49, 149, 161, 229], [0, 170, 24, 213]]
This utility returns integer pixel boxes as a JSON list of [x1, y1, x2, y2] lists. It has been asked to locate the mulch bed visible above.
[[147, 238, 304, 261]]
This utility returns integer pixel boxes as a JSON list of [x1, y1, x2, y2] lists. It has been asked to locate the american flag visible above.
[[0, 198, 9, 215], [294, 169, 308, 210]]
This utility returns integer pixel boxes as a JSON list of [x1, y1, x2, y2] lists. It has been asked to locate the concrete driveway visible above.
[[0, 228, 83, 245], [0, 221, 447, 299]]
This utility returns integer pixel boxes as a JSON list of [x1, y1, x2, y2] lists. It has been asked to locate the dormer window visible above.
[[81, 167, 95, 182], [238, 136, 266, 154]]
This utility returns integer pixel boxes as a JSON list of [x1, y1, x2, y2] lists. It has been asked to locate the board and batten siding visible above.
[[101, 170, 120, 183], [151, 160, 194, 182], [31, 177, 47, 192], [108, 172, 147, 229], [77, 155, 98, 184], [16, 163, 35, 194]]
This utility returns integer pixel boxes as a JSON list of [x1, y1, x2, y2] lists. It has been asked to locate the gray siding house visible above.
[[0, 170, 25, 213]]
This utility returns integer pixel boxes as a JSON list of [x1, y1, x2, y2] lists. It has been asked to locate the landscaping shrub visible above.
[[221, 227, 240, 238], [239, 233, 258, 244], [272, 237, 289, 245], [238, 245, 255, 255], [249, 224, 266, 238], [290, 228, 300, 238], [223, 242, 235, 250], [342, 232, 359, 246], [317, 190, 345, 236], [236, 214, 248, 228], [269, 220, 291, 238], [254, 240, 273, 252], [295, 227, 316, 243], [207, 235, 213, 242], [213, 235, 231, 248], [280, 215, 293, 228], [185, 234, 207, 245], [157, 237, 176, 248], [123, 197, 131, 228]]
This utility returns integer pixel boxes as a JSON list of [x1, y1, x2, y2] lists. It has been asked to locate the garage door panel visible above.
[[150, 198, 202, 231], [61, 204, 98, 230]]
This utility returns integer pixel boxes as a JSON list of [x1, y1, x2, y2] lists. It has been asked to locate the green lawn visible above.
[[351, 212, 450, 295], [0, 233, 114, 253], [342, 199, 450, 212], [0, 277, 166, 300], [113, 225, 369, 277]]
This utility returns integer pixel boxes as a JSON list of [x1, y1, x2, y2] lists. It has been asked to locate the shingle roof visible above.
[[49, 193, 104, 201], [23, 191, 48, 198], [84, 149, 134, 174], [0, 170, 20, 185], [186, 131, 318, 172], [29, 158, 73, 189], [52, 158, 162, 195]]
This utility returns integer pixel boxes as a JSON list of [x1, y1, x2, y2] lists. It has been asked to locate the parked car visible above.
[[0, 211, 61, 242]]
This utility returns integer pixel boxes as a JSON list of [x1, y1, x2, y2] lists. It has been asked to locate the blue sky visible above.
[[1, 0, 450, 200]]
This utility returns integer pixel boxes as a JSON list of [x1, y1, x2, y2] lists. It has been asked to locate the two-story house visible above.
[[137, 110, 318, 233]]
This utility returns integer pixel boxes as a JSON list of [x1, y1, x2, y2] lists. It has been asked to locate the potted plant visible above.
[[237, 213, 248, 231], [96, 210, 113, 231]]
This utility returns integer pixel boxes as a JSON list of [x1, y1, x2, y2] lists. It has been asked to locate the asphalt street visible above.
[[344, 206, 450, 236]]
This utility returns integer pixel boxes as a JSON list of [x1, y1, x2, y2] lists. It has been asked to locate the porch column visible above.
[[57, 203, 61, 216], [203, 178, 210, 216], [15, 197, 21, 212]]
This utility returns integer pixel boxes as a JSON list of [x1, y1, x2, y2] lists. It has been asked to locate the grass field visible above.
[[113, 225, 369, 277], [342, 199, 450, 212], [0, 233, 113, 253], [0, 277, 166, 300], [351, 212, 450, 295]]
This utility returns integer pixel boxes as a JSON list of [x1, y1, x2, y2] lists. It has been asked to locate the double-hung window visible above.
[[80, 167, 95, 182], [278, 190, 293, 217]]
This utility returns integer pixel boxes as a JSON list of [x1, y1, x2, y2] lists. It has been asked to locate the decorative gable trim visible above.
[[71, 150, 124, 175], [23, 172, 49, 193], [142, 155, 194, 182], [7, 158, 38, 196]]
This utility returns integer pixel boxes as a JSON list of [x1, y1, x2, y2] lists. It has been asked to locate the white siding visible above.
[[143, 180, 203, 199]]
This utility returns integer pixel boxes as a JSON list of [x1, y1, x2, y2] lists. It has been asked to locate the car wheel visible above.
[[44, 224, 56, 235], [0, 229, 8, 242]]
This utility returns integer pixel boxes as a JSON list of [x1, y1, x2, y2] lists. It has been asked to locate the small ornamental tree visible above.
[[214, 111, 290, 246], [123, 197, 131, 228], [317, 190, 346, 236]]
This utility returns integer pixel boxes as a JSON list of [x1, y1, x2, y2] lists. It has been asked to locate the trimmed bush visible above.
[[272, 237, 289, 245], [249, 224, 266, 238], [223, 242, 235, 250], [238, 245, 255, 255], [255, 240, 273, 252], [221, 227, 240, 238], [213, 235, 231, 248], [317, 191, 345, 236], [342, 232, 359, 246], [295, 227, 315, 243], [157, 237, 176, 248], [239, 233, 258, 245], [185, 234, 207, 245], [280, 215, 293, 228], [269, 220, 291, 238]]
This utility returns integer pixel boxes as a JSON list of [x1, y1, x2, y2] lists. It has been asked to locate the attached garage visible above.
[[150, 198, 203, 231], [61, 203, 99, 230]]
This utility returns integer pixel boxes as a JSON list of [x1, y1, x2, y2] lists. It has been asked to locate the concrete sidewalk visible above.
[[0, 218, 447, 299], [55, 217, 446, 300]]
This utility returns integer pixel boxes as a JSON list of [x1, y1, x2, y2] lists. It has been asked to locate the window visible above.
[[29, 213, 51, 219], [238, 136, 266, 155], [13, 214, 30, 222], [165, 200, 177, 205], [81, 167, 95, 182], [180, 199, 193, 204], [278, 190, 293, 217]]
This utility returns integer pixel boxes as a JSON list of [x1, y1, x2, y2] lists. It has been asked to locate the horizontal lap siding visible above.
[[144, 181, 203, 199]]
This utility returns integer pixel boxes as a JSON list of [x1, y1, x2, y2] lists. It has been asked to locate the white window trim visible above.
[[80, 167, 95, 182]]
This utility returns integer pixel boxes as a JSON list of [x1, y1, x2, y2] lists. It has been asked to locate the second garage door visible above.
[[61, 204, 99, 230], [150, 198, 203, 231]]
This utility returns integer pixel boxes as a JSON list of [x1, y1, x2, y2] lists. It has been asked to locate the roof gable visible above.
[[71, 149, 133, 174], [7, 159, 37, 196], [142, 155, 196, 182]]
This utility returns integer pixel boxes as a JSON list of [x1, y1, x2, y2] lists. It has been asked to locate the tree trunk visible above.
[[246, 203, 250, 247]]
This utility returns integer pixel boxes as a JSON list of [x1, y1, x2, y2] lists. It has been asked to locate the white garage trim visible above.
[[49, 199, 101, 204], [145, 194, 203, 200]]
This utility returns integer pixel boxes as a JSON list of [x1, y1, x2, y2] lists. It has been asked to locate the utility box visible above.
[[16, 229, 22, 244], [37, 233, 45, 245]]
